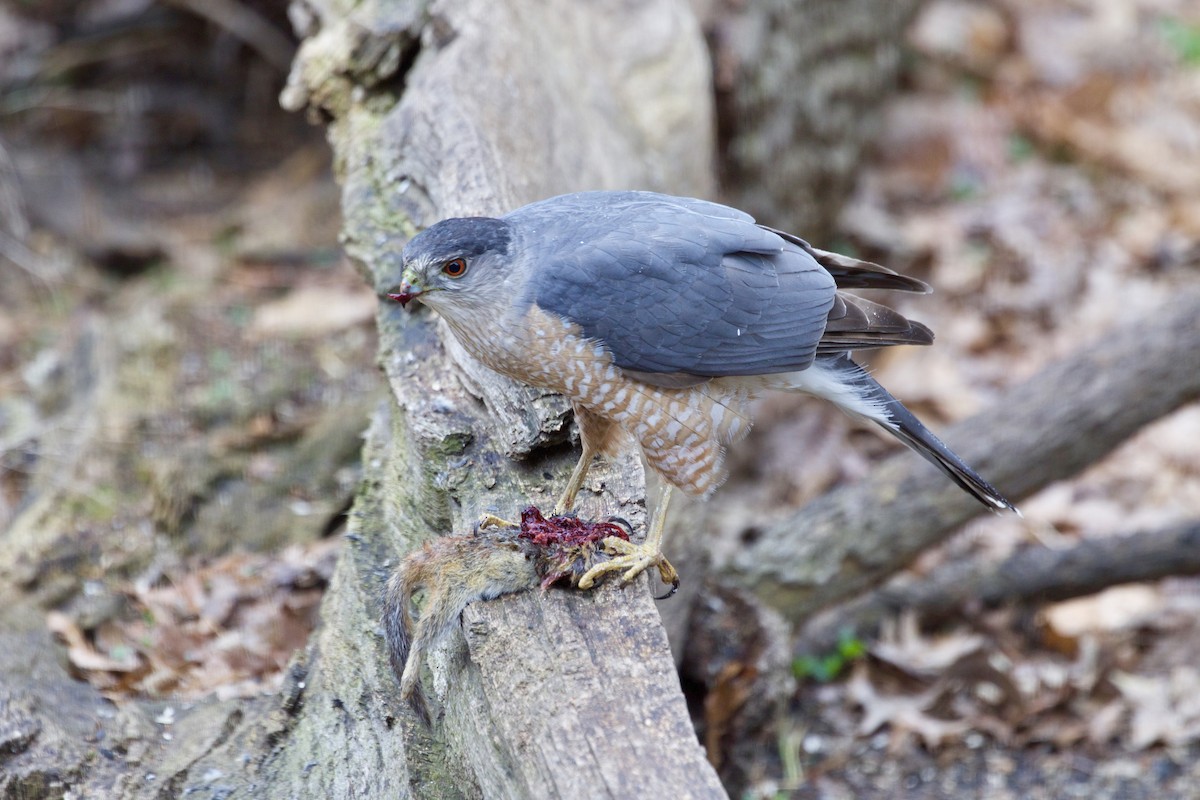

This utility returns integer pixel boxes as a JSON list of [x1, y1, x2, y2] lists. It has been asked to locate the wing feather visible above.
[[760, 226, 932, 293], [512, 191, 928, 380]]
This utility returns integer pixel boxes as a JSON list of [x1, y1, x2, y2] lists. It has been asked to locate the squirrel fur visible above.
[[382, 510, 634, 724], [383, 531, 537, 724]]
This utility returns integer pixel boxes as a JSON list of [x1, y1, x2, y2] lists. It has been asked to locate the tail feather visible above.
[[880, 395, 1017, 513], [823, 357, 1017, 514]]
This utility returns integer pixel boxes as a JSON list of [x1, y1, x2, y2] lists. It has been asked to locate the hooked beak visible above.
[[387, 286, 420, 307], [386, 270, 424, 308]]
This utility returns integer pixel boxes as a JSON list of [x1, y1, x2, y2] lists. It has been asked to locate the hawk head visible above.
[[388, 217, 514, 313]]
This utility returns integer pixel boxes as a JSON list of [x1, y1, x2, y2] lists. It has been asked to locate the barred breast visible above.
[[445, 305, 753, 496]]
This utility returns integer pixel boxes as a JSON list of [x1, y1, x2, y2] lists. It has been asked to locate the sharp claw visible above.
[[653, 560, 680, 599], [603, 516, 634, 536], [653, 578, 679, 601]]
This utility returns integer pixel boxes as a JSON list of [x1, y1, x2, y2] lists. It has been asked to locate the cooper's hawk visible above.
[[388, 191, 1016, 589]]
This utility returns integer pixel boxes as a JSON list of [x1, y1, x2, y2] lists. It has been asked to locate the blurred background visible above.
[[2, 0, 1200, 796]]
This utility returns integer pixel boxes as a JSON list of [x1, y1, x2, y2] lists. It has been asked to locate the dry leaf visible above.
[[1043, 585, 1163, 638], [46, 611, 142, 673], [848, 664, 971, 749], [872, 612, 985, 677], [53, 539, 340, 700], [909, 0, 1012, 72], [1112, 668, 1200, 749]]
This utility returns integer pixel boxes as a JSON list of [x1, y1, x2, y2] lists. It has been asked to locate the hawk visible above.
[[389, 191, 1015, 589]]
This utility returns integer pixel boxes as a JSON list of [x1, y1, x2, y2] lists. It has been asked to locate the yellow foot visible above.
[[476, 513, 518, 531], [577, 536, 679, 599]]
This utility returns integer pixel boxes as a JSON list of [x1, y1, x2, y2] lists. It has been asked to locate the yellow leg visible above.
[[477, 443, 597, 530], [477, 441, 597, 531], [577, 485, 678, 596], [554, 443, 597, 514]]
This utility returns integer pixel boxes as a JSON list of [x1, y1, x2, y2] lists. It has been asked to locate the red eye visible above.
[[443, 257, 468, 278]]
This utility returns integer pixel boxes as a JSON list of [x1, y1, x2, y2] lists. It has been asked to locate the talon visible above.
[[604, 516, 634, 537], [654, 580, 679, 601], [653, 561, 680, 600], [576, 535, 676, 594]]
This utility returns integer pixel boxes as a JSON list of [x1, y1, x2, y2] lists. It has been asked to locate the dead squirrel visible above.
[[383, 508, 641, 724]]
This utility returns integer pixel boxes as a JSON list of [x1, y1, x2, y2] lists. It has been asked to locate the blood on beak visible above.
[[387, 283, 421, 307]]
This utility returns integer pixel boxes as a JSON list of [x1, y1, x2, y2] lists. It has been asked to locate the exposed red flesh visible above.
[[517, 506, 630, 547]]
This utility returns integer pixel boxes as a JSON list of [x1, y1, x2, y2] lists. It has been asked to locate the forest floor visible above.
[[1, 1, 378, 705]]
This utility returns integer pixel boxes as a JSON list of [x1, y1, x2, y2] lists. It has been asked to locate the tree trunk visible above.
[[277, 0, 726, 796], [699, 0, 923, 238]]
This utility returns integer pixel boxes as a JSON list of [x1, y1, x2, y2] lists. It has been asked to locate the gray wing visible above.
[[513, 192, 837, 380]]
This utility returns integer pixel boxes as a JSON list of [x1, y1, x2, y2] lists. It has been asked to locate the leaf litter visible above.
[[48, 538, 339, 701], [722, 0, 1200, 785]]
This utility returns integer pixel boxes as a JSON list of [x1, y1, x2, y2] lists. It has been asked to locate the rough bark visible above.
[[697, 0, 923, 238], [728, 288, 1200, 625], [278, 0, 725, 797]]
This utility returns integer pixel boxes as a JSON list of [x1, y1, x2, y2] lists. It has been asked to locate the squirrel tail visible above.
[[383, 549, 433, 725], [382, 535, 539, 726]]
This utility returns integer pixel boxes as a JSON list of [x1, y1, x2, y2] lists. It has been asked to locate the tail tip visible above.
[[983, 492, 1020, 517]]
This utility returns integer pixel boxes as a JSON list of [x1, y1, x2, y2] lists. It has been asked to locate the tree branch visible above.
[[798, 518, 1200, 655]]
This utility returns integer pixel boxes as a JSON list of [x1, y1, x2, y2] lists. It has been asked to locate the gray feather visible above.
[[511, 191, 837, 378]]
